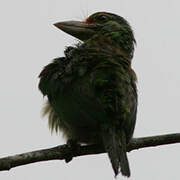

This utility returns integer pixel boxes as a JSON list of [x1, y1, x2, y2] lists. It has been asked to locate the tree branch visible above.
[[0, 133, 180, 171]]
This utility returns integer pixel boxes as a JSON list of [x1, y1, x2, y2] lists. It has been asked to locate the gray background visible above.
[[0, 0, 180, 179]]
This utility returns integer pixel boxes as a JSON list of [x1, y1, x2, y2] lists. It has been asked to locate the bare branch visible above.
[[0, 133, 180, 171]]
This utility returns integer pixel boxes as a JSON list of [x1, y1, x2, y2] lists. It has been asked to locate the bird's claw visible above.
[[65, 139, 80, 163]]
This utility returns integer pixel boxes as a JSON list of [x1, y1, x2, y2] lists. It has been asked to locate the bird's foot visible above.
[[65, 139, 80, 163]]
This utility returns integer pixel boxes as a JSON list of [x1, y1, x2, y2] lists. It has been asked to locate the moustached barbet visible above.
[[39, 12, 137, 177]]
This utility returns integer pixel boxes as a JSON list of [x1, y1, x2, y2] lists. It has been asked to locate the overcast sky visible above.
[[0, 0, 180, 179]]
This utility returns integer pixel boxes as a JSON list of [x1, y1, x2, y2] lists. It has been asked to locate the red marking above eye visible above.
[[86, 17, 93, 23]]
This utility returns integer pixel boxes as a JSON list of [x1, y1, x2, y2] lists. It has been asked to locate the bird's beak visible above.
[[54, 21, 97, 41]]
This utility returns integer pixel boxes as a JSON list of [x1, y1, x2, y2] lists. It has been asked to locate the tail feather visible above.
[[102, 127, 130, 177]]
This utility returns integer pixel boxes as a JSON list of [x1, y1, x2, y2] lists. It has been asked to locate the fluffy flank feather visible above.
[[42, 101, 60, 133], [42, 101, 71, 138]]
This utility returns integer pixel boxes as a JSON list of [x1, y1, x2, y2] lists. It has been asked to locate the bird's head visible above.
[[54, 12, 136, 58]]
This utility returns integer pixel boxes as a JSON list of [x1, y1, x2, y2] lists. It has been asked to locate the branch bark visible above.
[[0, 133, 180, 171]]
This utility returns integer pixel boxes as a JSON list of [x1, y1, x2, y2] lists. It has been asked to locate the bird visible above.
[[39, 12, 137, 177]]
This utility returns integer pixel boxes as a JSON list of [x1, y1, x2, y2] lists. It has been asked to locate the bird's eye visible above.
[[98, 15, 108, 22]]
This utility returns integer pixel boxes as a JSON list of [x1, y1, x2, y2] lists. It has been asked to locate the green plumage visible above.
[[39, 12, 137, 177]]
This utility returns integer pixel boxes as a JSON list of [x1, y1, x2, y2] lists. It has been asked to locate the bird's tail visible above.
[[102, 127, 130, 177]]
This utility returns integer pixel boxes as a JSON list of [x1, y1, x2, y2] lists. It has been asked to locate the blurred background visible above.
[[0, 0, 180, 179]]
